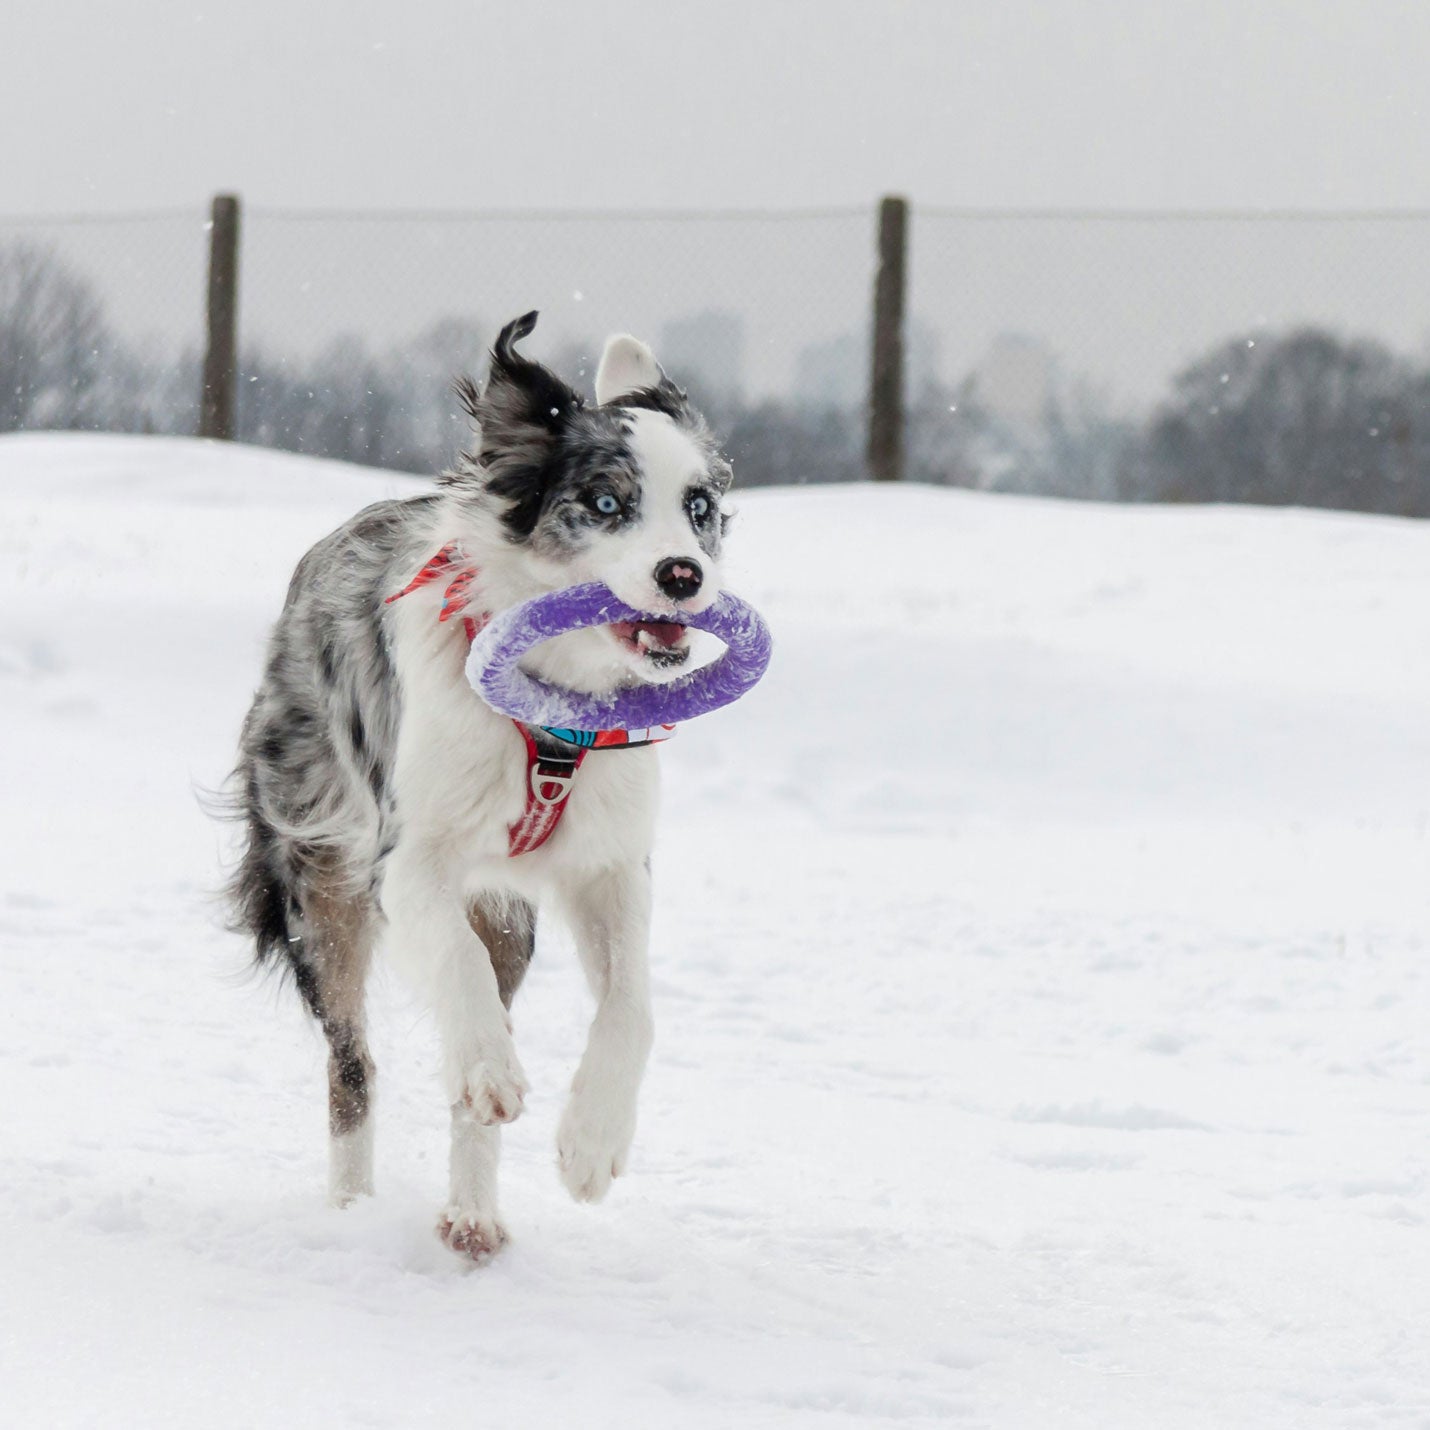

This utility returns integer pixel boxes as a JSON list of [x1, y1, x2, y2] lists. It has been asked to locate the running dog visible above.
[[227, 312, 731, 1260]]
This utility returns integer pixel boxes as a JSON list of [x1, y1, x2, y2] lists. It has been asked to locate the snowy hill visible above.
[[2, 433, 1428, 1428]]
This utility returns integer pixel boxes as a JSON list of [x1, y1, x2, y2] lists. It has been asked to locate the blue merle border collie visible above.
[[228, 312, 732, 1261]]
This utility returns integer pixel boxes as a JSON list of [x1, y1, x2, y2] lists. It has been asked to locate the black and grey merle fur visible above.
[[226, 311, 732, 1247], [448, 311, 730, 557]]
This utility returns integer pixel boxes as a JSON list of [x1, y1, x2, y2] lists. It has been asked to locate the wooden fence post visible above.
[[867, 195, 908, 482], [200, 193, 241, 440]]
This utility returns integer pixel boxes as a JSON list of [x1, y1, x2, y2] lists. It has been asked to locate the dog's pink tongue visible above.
[[614, 619, 686, 648]]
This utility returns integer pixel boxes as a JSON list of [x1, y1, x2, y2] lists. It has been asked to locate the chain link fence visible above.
[[908, 209, 1430, 514], [0, 209, 204, 434], [4, 201, 1430, 513], [234, 206, 872, 481]]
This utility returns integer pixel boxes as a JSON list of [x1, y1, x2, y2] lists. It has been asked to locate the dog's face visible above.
[[455, 313, 733, 691]]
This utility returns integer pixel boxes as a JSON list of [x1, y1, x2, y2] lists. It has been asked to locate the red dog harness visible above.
[[385, 544, 673, 857]]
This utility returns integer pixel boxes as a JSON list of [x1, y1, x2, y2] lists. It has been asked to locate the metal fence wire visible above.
[[0, 209, 205, 435], [235, 205, 872, 482], [910, 209, 1430, 513], [3, 201, 1430, 514]]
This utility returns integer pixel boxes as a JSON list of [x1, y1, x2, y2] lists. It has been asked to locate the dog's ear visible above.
[[596, 334, 665, 405], [457, 311, 585, 536], [595, 333, 696, 422]]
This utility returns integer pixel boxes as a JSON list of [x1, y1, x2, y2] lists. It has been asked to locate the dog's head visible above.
[[451, 312, 733, 691]]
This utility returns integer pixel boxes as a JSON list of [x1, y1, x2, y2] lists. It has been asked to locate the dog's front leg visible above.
[[382, 847, 527, 1256], [556, 862, 655, 1203], [383, 846, 527, 1121]]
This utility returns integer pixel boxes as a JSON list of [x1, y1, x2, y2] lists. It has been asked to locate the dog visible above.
[[227, 311, 732, 1260]]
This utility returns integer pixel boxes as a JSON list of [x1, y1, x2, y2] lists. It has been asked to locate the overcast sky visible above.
[[7, 0, 1430, 215]]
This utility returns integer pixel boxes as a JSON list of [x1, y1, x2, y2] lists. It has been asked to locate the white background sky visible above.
[[7, 2, 1430, 408], [6, 0, 1430, 215]]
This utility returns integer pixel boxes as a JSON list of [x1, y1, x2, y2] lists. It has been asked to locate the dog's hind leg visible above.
[[470, 895, 537, 1011], [436, 896, 536, 1262], [298, 871, 379, 1208]]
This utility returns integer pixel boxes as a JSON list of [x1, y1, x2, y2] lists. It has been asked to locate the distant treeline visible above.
[[3, 240, 1428, 517]]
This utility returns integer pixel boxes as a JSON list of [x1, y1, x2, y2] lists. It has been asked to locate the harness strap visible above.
[[386, 544, 672, 859], [383, 541, 486, 642], [507, 724, 588, 857]]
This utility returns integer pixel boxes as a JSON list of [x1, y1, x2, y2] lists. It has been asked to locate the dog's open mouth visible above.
[[609, 619, 691, 669]]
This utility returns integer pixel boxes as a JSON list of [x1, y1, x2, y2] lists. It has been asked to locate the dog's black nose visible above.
[[654, 557, 703, 602]]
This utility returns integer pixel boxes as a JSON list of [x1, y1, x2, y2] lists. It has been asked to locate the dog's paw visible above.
[[438, 1207, 509, 1264], [556, 1085, 637, 1203], [328, 1183, 372, 1211], [459, 1040, 528, 1125]]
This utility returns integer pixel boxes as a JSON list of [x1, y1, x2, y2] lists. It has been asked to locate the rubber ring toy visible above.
[[465, 583, 773, 730]]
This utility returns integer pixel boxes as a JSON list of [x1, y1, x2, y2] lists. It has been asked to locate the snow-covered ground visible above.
[[2, 433, 1428, 1428]]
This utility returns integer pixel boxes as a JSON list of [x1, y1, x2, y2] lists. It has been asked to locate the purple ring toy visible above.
[[465, 583, 773, 730]]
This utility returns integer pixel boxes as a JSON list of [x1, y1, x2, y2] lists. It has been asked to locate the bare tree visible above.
[[1143, 328, 1430, 515], [0, 242, 123, 431]]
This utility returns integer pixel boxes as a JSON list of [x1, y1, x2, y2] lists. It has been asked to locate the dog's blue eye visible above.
[[593, 493, 620, 516], [689, 494, 710, 520]]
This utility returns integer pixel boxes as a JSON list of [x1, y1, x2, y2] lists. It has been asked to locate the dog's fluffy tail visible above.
[[230, 795, 292, 963], [223, 764, 322, 1014]]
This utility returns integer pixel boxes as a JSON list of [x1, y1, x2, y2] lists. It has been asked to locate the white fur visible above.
[[611, 411, 719, 612], [499, 412, 719, 694], [595, 334, 662, 405], [370, 351, 723, 1250], [328, 1121, 375, 1208], [555, 866, 654, 1200]]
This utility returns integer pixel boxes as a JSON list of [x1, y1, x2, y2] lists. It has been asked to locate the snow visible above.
[[2, 432, 1428, 1427]]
